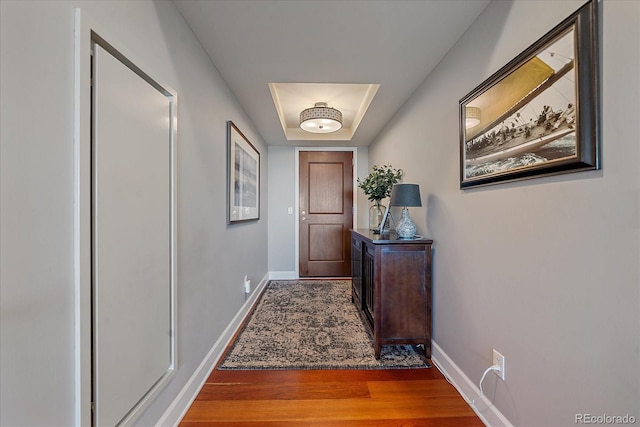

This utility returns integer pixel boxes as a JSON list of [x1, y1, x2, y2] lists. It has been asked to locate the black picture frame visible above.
[[227, 121, 260, 223], [459, 0, 600, 189]]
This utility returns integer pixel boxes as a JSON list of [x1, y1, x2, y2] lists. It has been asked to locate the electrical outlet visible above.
[[493, 349, 506, 381]]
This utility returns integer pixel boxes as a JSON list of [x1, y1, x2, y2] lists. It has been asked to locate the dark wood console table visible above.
[[350, 229, 433, 359]]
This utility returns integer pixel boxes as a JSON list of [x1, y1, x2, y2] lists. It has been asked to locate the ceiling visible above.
[[174, 0, 491, 146]]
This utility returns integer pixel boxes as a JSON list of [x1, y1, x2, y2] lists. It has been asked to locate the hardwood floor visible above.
[[180, 366, 483, 426]]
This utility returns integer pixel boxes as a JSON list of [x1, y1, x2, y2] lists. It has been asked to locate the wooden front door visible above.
[[299, 151, 353, 277]]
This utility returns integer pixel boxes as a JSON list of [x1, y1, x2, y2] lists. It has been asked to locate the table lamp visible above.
[[389, 184, 422, 239]]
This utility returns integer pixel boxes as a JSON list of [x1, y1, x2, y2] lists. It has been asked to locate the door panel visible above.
[[93, 44, 172, 426], [309, 224, 344, 260], [299, 151, 353, 277], [309, 163, 344, 213]]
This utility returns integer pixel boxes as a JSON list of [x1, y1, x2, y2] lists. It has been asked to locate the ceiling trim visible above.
[[269, 83, 380, 141]]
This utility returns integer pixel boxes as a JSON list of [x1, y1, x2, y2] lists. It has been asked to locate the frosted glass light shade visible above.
[[300, 102, 343, 133], [465, 106, 481, 128]]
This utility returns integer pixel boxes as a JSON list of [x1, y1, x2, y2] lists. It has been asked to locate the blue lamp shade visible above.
[[389, 184, 422, 208], [389, 184, 421, 239]]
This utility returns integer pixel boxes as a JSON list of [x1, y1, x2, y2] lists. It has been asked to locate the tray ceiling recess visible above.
[[269, 83, 380, 141]]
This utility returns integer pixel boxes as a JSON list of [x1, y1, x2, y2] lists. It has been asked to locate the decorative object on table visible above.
[[369, 201, 385, 233], [299, 102, 343, 133], [378, 204, 392, 235], [219, 280, 429, 370], [459, 0, 600, 189], [227, 121, 260, 223], [357, 164, 403, 231], [389, 184, 422, 239]]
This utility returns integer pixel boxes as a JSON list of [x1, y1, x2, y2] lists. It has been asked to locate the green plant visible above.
[[357, 164, 404, 201]]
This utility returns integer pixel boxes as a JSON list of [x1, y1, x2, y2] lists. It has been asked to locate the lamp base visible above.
[[396, 207, 416, 239]]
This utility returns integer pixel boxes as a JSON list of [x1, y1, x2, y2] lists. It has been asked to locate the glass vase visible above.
[[369, 201, 385, 231]]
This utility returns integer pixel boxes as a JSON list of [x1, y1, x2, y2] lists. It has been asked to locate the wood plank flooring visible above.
[[180, 367, 484, 426]]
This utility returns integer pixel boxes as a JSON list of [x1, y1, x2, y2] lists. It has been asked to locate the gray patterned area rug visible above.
[[218, 279, 429, 370]]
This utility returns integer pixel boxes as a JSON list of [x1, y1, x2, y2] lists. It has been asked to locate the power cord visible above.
[[431, 358, 473, 405], [431, 359, 501, 408], [472, 364, 501, 406]]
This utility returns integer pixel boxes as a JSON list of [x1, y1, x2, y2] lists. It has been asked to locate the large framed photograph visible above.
[[227, 121, 260, 223], [460, 0, 599, 189]]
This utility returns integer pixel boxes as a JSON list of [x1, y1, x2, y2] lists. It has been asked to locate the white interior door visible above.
[[92, 43, 174, 426]]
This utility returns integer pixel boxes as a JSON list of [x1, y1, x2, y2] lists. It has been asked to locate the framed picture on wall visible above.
[[459, 0, 600, 189], [227, 121, 260, 223]]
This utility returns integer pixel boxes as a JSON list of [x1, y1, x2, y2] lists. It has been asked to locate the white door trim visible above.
[[294, 147, 357, 279], [74, 9, 178, 426]]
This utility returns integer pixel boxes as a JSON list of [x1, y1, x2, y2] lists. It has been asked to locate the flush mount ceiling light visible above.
[[465, 106, 481, 128], [299, 102, 343, 134]]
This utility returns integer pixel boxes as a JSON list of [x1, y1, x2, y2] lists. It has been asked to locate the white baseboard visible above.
[[268, 270, 297, 280], [162, 277, 513, 427], [157, 273, 269, 426], [431, 341, 513, 427]]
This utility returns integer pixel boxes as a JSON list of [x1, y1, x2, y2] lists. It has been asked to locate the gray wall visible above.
[[267, 146, 297, 273], [0, 1, 268, 425], [368, 1, 639, 425]]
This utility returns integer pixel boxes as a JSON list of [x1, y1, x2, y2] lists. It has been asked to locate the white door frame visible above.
[[294, 147, 357, 278], [74, 10, 177, 426]]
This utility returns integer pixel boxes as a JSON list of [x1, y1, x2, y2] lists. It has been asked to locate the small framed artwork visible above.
[[459, 0, 600, 189], [227, 121, 260, 223]]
